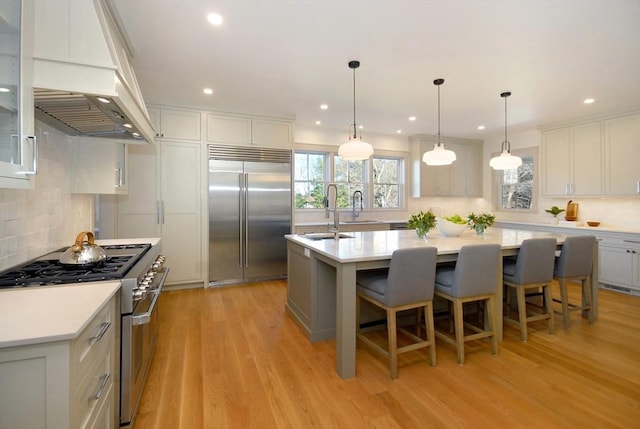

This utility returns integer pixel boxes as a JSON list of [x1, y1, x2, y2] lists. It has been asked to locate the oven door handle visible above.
[[131, 267, 169, 326], [132, 290, 159, 326]]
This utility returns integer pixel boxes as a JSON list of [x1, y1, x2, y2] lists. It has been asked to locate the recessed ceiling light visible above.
[[396, 129, 402, 134], [315, 120, 321, 125], [408, 116, 416, 121], [584, 98, 595, 104], [320, 104, 328, 110], [0, 87, 10, 93], [203, 88, 213, 95], [358, 125, 364, 130], [123, 123, 132, 129], [132, 132, 140, 138], [477, 125, 485, 130], [207, 13, 223, 26], [96, 97, 110, 104]]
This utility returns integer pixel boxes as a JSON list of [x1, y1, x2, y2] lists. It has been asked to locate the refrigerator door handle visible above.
[[244, 172, 249, 267], [238, 173, 244, 268]]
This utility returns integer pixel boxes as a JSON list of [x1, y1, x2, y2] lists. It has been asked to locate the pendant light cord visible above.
[[353, 66, 357, 139], [501, 91, 511, 153], [437, 82, 441, 147]]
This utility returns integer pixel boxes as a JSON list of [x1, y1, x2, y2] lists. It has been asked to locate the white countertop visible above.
[[96, 237, 162, 246], [286, 227, 566, 263], [0, 281, 120, 348], [495, 220, 640, 235]]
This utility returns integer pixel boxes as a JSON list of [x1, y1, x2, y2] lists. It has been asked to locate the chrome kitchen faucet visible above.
[[352, 190, 363, 221], [325, 184, 340, 237]]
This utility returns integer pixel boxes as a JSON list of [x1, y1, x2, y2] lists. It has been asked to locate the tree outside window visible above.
[[497, 150, 535, 210], [294, 152, 326, 208], [334, 156, 364, 208], [373, 157, 400, 208]]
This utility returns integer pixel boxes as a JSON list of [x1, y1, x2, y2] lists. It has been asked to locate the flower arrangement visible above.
[[408, 210, 437, 239], [466, 212, 496, 235]]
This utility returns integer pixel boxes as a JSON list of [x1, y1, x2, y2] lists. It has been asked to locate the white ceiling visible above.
[[111, 0, 640, 140]]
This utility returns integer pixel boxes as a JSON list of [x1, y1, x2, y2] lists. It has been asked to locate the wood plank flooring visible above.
[[133, 280, 640, 429]]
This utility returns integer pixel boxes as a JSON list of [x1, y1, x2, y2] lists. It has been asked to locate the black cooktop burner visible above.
[[0, 243, 152, 288]]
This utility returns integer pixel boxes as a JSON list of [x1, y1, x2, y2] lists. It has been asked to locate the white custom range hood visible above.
[[32, 0, 154, 143]]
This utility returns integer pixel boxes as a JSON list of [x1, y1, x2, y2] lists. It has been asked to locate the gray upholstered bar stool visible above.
[[356, 247, 438, 379], [434, 244, 501, 365], [553, 235, 597, 328], [502, 238, 557, 342]]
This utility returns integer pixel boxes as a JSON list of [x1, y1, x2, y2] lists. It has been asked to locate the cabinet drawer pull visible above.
[[88, 321, 111, 345], [92, 373, 110, 400]]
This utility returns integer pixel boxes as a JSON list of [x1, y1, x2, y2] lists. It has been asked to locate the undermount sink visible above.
[[340, 219, 380, 224], [303, 232, 355, 240]]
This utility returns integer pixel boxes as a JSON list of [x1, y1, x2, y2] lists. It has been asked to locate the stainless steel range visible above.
[[0, 242, 168, 428]]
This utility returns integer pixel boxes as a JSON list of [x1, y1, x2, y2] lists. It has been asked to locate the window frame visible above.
[[293, 146, 407, 212]]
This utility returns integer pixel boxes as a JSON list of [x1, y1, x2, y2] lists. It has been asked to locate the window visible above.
[[294, 152, 326, 208], [495, 148, 537, 211], [372, 157, 401, 208], [294, 149, 405, 210]]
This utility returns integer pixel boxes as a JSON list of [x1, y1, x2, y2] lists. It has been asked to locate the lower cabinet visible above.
[[0, 295, 117, 429], [599, 238, 640, 293]]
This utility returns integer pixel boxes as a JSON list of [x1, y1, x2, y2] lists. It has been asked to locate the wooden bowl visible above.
[[586, 221, 600, 227]]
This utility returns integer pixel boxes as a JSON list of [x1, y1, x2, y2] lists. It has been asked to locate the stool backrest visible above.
[[386, 247, 438, 306], [554, 235, 596, 279], [510, 238, 557, 284], [451, 244, 501, 297]]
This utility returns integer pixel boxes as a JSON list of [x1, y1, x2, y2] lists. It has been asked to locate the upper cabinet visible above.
[[410, 135, 483, 197], [69, 137, 128, 194], [148, 106, 202, 141], [0, 0, 36, 189], [541, 111, 639, 197], [206, 112, 293, 148], [541, 121, 603, 196], [604, 113, 640, 196]]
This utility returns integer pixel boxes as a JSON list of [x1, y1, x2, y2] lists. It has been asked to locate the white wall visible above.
[[0, 122, 94, 271]]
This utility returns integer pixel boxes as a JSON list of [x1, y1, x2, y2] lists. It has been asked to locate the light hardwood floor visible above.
[[133, 280, 640, 429]]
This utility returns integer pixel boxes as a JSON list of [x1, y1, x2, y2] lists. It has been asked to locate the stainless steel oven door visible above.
[[120, 268, 168, 426]]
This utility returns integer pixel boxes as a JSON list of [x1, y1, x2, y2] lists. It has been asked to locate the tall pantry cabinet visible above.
[[116, 107, 205, 286]]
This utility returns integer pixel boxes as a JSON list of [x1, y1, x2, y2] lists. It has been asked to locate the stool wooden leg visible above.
[[583, 276, 594, 324], [559, 278, 570, 329], [516, 285, 528, 342], [453, 299, 465, 365], [387, 308, 398, 379], [543, 283, 555, 334], [425, 302, 436, 366], [486, 296, 498, 356]]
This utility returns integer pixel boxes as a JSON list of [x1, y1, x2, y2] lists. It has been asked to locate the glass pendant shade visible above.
[[338, 60, 373, 161], [339, 137, 374, 160], [423, 143, 456, 165], [423, 78, 456, 166], [489, 145, 523, 170], [490, 91, 522, 170]]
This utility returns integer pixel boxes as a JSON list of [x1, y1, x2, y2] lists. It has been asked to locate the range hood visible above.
[[32, 0, 155, 143]]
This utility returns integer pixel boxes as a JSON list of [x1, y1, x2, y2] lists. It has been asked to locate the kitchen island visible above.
[[286, 228, 598, 379]]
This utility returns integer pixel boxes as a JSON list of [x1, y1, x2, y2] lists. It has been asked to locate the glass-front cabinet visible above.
[[0, 0, 35, 188]]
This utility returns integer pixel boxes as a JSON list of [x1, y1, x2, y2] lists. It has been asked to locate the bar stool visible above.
[[553, 235, 597, 328], [502, 238, 557, 342], [356, 247, 438, 379], [434, 244, 501, 365]]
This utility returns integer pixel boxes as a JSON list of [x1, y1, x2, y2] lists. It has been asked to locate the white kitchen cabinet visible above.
[[148, 106, 202, 141], [599, 238, 640, 293], [450, 142, 483, 197], [0, 0, 35, 189], [206, 112, 293, 148], [541, 121, 603, 196], [410, 135, 482, 197], [0, 295, 117, 429], [604, 113, 640, 196], [70, 138, 127, 194], [115, 141, 204, 285]]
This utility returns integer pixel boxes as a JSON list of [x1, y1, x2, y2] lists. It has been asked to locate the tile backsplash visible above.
[[0, 122, 94, 271]]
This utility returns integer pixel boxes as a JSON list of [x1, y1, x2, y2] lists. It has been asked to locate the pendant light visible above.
[[489, 91, 522, 170], [338, 60, 374, 161], [422, 78, 456, 166]]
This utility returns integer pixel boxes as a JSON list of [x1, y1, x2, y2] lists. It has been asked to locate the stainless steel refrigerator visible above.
[[208, 145, 292, 286]]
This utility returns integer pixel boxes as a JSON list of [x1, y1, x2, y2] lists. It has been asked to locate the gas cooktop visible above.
[[0, 243, 152, 288]]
